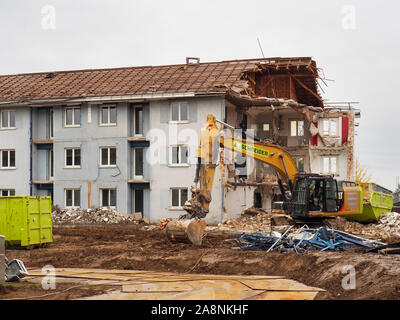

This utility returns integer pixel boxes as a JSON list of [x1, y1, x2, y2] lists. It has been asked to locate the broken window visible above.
[[323, 156, 338, 174], [322, 118, 338, 136], [171, 188, 188, 208], [0, 110, 16, 129], [101, 188, 116, 207], [65, 189, 80, 208], [65, 148, 81, 168], [65, 106, 81, 127], [170, 145, 188, 165], [100, 147, 117, 167], [0, 189, 15, 196], [0, 150, 15, 168], [171, 103, 189, 122], [290, 120, 304, 137], [100, 105, 117, 125]]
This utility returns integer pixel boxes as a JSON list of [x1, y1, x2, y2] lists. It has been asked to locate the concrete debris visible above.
[[157, 218, 173, 230], [217, 212, 275, 234], [52, 207, 142, 225]]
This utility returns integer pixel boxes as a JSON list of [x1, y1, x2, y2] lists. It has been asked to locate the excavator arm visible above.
[[183, 114, 299, 218]]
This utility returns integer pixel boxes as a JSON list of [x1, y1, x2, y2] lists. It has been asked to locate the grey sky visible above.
[[0, 0, 399, 190]]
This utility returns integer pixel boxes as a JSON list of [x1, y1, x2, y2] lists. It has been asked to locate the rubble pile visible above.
[[52, 207, 142, 225], [326, 212, 400, 241], [216, 211, 274, 234]]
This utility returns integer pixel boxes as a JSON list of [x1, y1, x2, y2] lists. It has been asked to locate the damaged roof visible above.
[[0, 57, 323, 107]]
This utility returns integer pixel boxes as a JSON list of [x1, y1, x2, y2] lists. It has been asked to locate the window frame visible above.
[[100, 188, 117, 208], [99, 105, 117, 126], [49, 108, 54, 138], [64, 106, 81, 128], [133, 106, 144, 136], [169, 187, 189, 210], [323, 156, 338, 175], [133, 147, 144, 179], [169, 102, 189, 123], [0, 110, 16, 129], [322, 118, 339, 137], [64, 188, 80, 208], [49, 149, 54, 179], [64, 147, 81, 168], [294, 157, 305, 172], [290, 119, 305, 137], [169, 145, 189, 167], [0, 189, 15, 196], [99, 147, 117, 167], [0, 149, 16, 169]]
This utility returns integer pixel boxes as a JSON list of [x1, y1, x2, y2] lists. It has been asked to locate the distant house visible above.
[[0, 57, 359, 223]]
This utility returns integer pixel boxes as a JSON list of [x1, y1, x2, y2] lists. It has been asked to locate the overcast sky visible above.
[[0, 0, 399, 190]]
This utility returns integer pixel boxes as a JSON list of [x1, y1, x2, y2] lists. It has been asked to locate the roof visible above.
[[0, 57, 322, 106]]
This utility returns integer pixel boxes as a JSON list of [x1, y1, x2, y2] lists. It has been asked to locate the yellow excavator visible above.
[[182, 114, 363, 221]]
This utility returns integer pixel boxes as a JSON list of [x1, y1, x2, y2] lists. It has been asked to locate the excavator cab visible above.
[[285, 174, 342, 218]]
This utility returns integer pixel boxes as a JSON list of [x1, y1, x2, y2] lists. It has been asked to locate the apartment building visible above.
[[0, 57, 359, 224]]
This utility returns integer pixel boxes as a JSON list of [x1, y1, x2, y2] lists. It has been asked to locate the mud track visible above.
[[5, 225, 400, 300]]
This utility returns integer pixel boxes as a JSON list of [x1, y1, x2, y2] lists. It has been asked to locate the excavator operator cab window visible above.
[[308, 179, 324, 212]]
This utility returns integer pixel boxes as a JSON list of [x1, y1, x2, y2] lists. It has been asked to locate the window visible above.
[[0, 189, 15, 196], [65, 189, 80, 208], [134, 106, 143, 135], [294, 157, 305, 172], [323, 156, 338, 174], [322, 118, 338, 136], [49, 149, 54, 179], [101, 188, 116, 207], [170, 102, 188, 122], [134, 148, 143, 178], [170, 145, 188, 165], [49, 108, 54, 138], [171, 188, 188, 208], [0, 110, 16, 129], [65, 106, 81, 127], [65, 148, 81, 168], [0, 150, 16, 169], [100, 105, 117, 125], [290, 120, 304, 137], [100, 147, 117, 167]]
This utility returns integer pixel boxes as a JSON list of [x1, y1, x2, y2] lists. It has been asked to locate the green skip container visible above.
[[0, 196, 52, 247]]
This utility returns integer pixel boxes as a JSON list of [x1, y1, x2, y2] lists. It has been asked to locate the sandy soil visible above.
[[3, 224, 400, 300]]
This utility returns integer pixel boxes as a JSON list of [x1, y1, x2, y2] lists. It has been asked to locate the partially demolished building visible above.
[[0, 57, 359, 223]]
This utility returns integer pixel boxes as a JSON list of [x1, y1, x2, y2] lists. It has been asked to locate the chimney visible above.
[[186, 57, 200, 65]]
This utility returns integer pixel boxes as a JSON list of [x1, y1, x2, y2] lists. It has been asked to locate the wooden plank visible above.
[[122, 282, 193, 293], [248, 291, 319, 300], [239, 279, 324, 292]]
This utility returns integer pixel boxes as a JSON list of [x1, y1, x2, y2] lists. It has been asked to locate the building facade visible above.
[[0, 57, 360, 224]]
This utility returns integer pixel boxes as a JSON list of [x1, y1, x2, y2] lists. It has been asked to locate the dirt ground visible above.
[[2, 224, 400, 300]]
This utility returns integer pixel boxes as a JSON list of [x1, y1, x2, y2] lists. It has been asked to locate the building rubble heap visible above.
[[52, 207, 142, 225]]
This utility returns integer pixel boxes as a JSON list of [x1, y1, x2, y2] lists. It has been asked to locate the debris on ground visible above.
[[217, 212, 274, 234], [51, 207, 142, 225], [325, 212, 400, 242], [228, 226, 386, 253], [157, 218, 173, 230]]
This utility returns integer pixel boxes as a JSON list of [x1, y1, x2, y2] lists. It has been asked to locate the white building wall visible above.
[[0, 107, 31, 195], [147, 96, 225, 224]]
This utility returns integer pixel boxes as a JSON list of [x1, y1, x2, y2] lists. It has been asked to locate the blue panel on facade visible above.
[[37, 144, 53, 150], [36, 184, 54, 191], [129, 182, 150, 189], [129, 140, 150, 148]]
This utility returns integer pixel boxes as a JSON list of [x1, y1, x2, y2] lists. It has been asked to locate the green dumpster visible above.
[[0, 196, 52, 247]]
